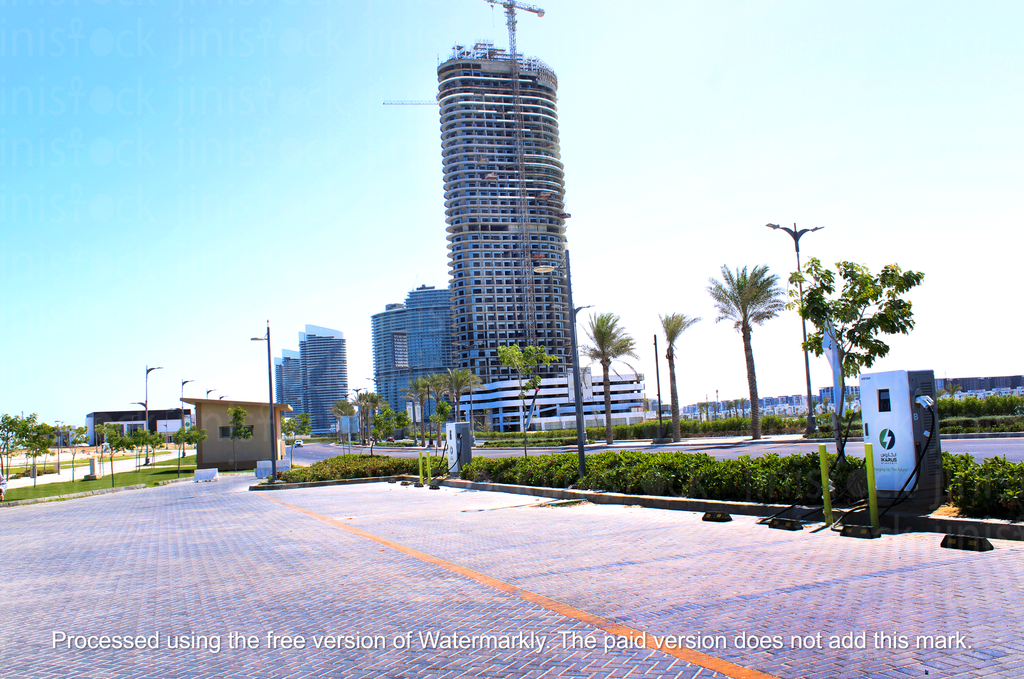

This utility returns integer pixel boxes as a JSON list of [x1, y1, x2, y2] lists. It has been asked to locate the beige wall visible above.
[[184, 399, 290, 471]]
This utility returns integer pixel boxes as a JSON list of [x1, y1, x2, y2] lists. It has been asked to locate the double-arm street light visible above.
[[180, 380, 193, 461], [251, 321, 277, 483], [767, 222, 823, 435], [142, 365, 163, 464], [533, 249, 589, 479]]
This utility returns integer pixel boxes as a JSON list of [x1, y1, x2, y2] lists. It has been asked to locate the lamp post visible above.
[[352, 387, 366, 445], [206, 388, 216, 398], [767, 222, 823, 435], [533, 249, 588, 479], [143, 365, 163, 464], [219, 395, 229, 400], [180, 380, 193, 463], [251, 321, 277, 483]]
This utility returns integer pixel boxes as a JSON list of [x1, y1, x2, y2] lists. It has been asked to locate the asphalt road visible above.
[[287, 435, 1022, 466]]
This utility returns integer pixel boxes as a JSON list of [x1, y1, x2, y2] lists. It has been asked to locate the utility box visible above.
[[445, 422, 473, 475], [860, 370, 943, 508]]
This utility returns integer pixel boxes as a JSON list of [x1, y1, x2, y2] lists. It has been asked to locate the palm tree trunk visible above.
[[667, 349, 680, 442], [602, 360, 614, 445], [742, 325, 761, 439]]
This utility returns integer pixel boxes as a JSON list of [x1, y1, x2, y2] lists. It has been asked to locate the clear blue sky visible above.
[[2, 1, 1022, 424]]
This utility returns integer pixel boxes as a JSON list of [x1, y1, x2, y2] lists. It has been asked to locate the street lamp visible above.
[[143, 365, 163, 464], [767, 222, 824, 435], [206, 389, 216, 398], [533, 249, 588, 479], [180, 379, 193, 465], [251, 321, 277, 483], [219, 395, 229, 399], [352, 387, 366, 445]]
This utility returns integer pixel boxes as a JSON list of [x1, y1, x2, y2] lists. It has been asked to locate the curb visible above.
[[249, 474, 1024, 543], [0, 484, 148, 508]]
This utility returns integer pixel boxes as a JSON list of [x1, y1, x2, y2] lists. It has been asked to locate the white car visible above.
[[294, 439, 304, 448]]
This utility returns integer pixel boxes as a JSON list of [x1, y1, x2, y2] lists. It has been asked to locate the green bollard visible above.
[[818, 444, 833, 527], [418, 451, 424, 485], [864, 442, 880, 531]]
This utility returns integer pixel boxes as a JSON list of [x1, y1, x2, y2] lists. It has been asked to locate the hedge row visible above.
[[477, 416, 807, 443], [459, 450, 865, 506], [939, 395, 1024, 419], [459, 450, 1024, 520], [945, 453, 1024, 520], [280, 454, 446, 484]]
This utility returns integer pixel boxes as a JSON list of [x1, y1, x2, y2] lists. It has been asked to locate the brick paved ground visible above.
[[2, 478, 1021, 678]]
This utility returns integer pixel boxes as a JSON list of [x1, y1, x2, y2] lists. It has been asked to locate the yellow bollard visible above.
[[864, 443, 880, 531], [418, 451, 424, 485], [818, 444, 833, 527]]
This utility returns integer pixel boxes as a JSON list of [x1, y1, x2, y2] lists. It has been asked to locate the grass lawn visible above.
[[151, 454, 197, 467], [4, 465, 195, 503]]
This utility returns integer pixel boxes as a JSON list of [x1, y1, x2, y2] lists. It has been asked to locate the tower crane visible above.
[[484, 0, 546, 346]]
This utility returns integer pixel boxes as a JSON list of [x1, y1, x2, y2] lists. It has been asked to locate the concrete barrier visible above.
[[195, 469, 219, 482]]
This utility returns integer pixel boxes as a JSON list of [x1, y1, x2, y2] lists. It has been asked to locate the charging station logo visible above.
[[879, 428, 896, 450]]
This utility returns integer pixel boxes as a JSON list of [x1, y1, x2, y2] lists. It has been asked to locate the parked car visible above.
[[294, 439, 304, 448]]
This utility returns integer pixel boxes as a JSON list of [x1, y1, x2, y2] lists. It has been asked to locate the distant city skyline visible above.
[[3, 3, 1022, 424]]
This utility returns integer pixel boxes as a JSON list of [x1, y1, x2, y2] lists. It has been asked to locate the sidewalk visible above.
[[5, 449, 188, 490]]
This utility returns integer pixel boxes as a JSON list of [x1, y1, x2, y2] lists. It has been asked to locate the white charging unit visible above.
[[445, 422, 473, 474], [859, 370, 943, 506]]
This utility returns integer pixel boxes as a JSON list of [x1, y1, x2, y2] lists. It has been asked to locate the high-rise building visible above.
[[274, 349, 303, 414], [371, 285, 454, 413], [298, 325, 348, 433], [438, 41, 570, 385]]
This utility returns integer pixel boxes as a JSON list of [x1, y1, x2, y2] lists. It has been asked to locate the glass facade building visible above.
[[372, 286, 454, 413]]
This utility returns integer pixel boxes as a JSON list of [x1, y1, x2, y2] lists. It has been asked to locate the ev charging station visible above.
[[445, 422, 473, 475], [859, 370, 943, 509]]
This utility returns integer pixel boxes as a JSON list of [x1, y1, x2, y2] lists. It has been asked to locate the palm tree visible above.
[[582, 312, 639, 445], [426, 373, 450, 448], [355, 392, 384, 446], [401, 376, 432, 447], [660, 313, 701, 442], [332, 399, 355, 443], [940, 382, 963, 399], [707, 265, 784, 440], [444, 368, 481, 423]]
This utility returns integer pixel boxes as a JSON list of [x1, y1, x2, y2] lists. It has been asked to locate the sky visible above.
[[2, 0, 1022, 425]]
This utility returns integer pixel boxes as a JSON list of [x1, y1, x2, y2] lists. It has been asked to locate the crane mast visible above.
[[485, 0, 545, 347]]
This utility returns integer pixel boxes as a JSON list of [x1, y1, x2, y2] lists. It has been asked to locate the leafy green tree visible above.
[[789, 257, 924, 455], [369, 407, 412, 456], [401, 377, 432, 447], [660, 313, 701, 442], [23, 420, 54, 486], [68, 425, 88, 481], [96, 423, 131, 489], [429, 400, 452, 456], [707, 265, 784, 440], [582, 313, 638, 445], [0, 413, 32, 477], [227, 406, 253, 471], [497, 345, 557, 456], [425, 375, 450, 446]]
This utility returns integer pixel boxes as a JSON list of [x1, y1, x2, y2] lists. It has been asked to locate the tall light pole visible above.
[[180, 379, 193, 462], [352, 387, 366, 445], [143, 365, 163, 464], [534, 250, 588, 479], [767, 223, 823, 435], [206, 388, 216, 398], [251, 321, 277, 483]]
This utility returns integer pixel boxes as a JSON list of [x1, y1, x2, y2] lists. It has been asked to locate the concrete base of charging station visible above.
[[250, 475, 1024, 543]]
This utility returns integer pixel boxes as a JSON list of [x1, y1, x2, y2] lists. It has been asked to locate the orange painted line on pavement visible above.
[[257, 492, 779, 679]]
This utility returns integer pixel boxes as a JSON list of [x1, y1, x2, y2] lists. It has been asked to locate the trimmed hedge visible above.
[[280, 454, 446, 484], [939, 395, 1024, 419], [476, 416, 807, 443], [945, 453, 1024, 520], [460, 450, 865, 505]]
